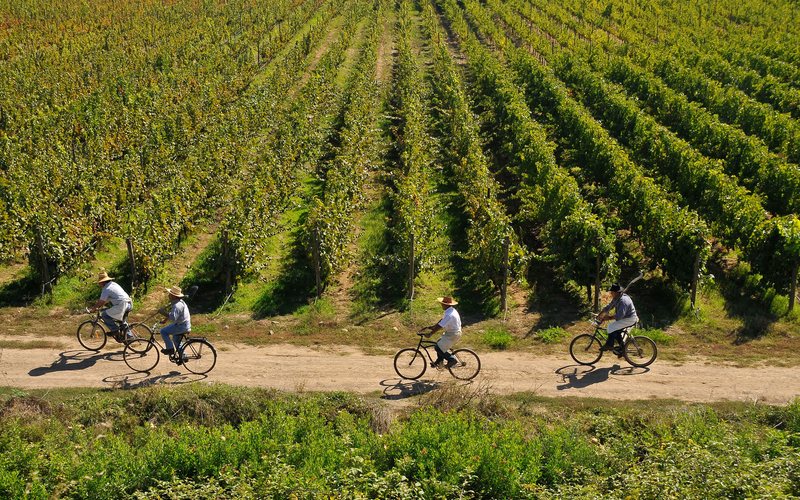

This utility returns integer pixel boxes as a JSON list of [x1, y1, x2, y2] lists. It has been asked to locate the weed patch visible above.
[[482, 327, 514, 349]]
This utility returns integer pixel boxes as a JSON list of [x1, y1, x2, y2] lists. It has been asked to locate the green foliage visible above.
[[748, 216, 800, 294], [636, 327, 676, 346], [482, 327, 514, 349], [442, 0, 618, 296], [536, 326, 568, 344], [2, 387, 799, 498], [0, 0, 337, 291], [303, 5, 383, 294]]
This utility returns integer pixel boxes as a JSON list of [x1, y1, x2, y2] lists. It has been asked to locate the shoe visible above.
[[445, 360, 459, 368], [431, 361, 443, 369], [612, 347, 624, 357], [161, 348, 175, 355], [599, 345, 613, 352]]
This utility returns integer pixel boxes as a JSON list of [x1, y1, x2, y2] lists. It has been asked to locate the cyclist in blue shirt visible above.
[[158, 286, 192, 356]]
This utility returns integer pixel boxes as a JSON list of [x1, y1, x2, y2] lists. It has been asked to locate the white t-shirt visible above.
[[99, 281, 132, 321], [100, 281, 131, 306], [438, 307, 462, 335]]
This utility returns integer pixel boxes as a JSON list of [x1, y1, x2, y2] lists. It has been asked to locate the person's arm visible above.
[[597, 298, 618, 322], [90, 298, 108, 312], [422, 313, 446, 336], [423, 323, 443, 336]]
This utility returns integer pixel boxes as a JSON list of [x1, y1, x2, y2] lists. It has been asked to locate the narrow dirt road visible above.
[[1, 335, 796, 405]]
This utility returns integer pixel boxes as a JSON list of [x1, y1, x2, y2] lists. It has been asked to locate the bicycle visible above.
[[569, 314, 657, 368], [122, 318, 217, 375], [393, 331, 481, 381], [76, 308, 151, 351]]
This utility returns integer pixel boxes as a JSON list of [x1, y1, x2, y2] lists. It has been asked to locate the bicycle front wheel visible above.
[[77, 320, 107, 351], [448, 348, 480, 380], [126, 322, 152, 342], [393, 348, 427, 380], [123, 339, 160, 372], [623, 336, 657, 367], [569, 334, 603, 365], [181, 339, 217, 375]]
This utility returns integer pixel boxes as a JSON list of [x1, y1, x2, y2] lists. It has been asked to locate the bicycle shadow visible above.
[[104, 371, 207, 389], [555, 364, 650, 390], [28, 349, 124, 377], [379, 378, 440, 400]]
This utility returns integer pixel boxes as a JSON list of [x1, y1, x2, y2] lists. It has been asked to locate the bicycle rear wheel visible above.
[[77, 320, 107, 351], [623, 336, 657, 367], [569, 334, 603, 365], [126, 322, 152, 341], [393, 348, 427, 380], [123, 339, 159, 372], [181, 339, 217, 375], [124, 323, 153, 352], [448, 348, 480, 380]]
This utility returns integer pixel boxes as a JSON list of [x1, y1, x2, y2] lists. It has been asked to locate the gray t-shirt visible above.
[[602, 294, 637, 320], [168, 300, 191, 332]]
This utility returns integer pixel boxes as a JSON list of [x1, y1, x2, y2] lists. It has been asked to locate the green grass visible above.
[[293, 297, 337, 335], [636, 327, 676, 346], [534, 326, 568, 344], [481, 326, 514, 349], [0, 339, 64, 350], [0, 385, 798, 499]]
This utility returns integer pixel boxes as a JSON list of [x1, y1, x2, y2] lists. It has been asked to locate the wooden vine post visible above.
[[125, 238, 137, 291], [690, 252, 701, 309], [594, 254, 601, 312], [221, 231, 232, 296], [501, 236, 509, 320], [407, 233, 415, 302], [790, 262, 798, 313], [34, 230, 51, 293], [313, 227, 322, 300]]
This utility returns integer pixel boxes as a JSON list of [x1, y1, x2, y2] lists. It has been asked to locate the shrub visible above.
[[536, 327, 567, 344], [636, 327, 676, 346], [482, 328, 514, 349]]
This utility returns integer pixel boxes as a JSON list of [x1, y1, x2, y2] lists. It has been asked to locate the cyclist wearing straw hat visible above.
[[158, 286, 192, 356], [421, 296, 462, 369], [90, 271, 133, 337]]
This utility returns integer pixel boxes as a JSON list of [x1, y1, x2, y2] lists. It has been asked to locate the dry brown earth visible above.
[[1, 336, 796, 405]]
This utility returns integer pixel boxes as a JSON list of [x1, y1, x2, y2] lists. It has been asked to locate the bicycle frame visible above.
[[411, 335, 443, 364], [588, 321, 633, 345], [147, 321, 206, 354]]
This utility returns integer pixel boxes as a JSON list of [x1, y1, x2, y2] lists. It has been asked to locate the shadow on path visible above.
[[28, 349, 123, 377], [104, 371, 207, 389], [379, 378, 440, 400], [555, 363, 650, 391]]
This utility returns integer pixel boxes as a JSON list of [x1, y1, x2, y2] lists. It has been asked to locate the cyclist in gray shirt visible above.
[[598, 283, 639, 355]]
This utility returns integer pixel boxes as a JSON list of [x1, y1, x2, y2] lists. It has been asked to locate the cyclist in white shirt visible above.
[[421, 296, 462, 368], [90, 271, 133, 337], [158, 286, 192, 356]]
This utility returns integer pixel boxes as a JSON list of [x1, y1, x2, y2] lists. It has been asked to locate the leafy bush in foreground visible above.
[[0, 385, 798, 498]]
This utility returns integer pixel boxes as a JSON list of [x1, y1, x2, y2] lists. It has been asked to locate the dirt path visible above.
[[0, 336, 796, 405]]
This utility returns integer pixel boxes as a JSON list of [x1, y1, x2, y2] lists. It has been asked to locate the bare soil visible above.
[[1, 334, 796, 405]]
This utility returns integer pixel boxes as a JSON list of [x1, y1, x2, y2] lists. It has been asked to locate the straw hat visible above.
[[97, 271, 113, 283], [437, 296, 458, 306], [166, 286, 185, 298]]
